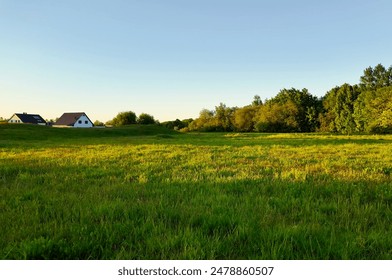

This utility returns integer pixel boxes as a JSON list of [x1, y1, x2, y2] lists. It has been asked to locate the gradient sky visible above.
[[1, 0, 391, 122]]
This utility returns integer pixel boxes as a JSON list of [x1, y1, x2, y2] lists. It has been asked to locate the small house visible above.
[[8, 113, 47, 125], [54, 112, 94, 128]]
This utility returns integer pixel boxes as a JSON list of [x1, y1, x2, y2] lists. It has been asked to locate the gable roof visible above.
[[13, 113, 47, 124], [54, 112, 93, 126]]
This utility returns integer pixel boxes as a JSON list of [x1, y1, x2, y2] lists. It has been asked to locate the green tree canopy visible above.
[[252, 95, 263, 106], [161, 118, 193, 130], [94, 120, 104, 126], [137, 113, 156, 125], [188, 109, 216, 132], [265, 88, 321, 132], [255, 101, 299, 132], [354, 86, 392, 133], [360, 63, 392, 90], [320, 84, 361, 134], [214, 103, 236, 131], [186, 64, 392, 134], [232, 106, 257, 132], [108, 111, 137, 126]]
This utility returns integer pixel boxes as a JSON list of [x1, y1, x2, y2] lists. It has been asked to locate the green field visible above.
[[1, 124, 392, 259]]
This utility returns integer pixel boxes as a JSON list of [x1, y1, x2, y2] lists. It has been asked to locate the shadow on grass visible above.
[[2, 176, 392, 260], [2, 124, 392, 149]]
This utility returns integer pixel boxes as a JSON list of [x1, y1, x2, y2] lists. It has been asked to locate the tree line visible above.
[[175, 63, 392, 134], [103, 63, 391, 134], [105, 112, 157, 126]]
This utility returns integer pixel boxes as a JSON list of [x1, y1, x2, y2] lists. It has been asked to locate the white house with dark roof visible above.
[[53, 112, 94, 128], [8, 113, 47, 125]]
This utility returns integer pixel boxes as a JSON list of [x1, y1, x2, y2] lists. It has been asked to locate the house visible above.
[[8, 113, 47, 125], [53, 112, 94, 128]]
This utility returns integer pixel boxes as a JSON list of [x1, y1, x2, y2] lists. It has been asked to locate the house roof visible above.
[[14, 113, 47, 124], [54, 112, 93, 126]]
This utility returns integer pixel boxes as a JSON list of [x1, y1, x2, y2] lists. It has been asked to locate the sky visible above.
[[1, 0, 392, 122]]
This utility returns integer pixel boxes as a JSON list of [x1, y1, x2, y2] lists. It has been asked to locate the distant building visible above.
[[53, 112, 94, 128], [8, 113, 47, 125]]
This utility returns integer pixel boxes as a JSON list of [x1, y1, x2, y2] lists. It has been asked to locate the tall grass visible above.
[[1, 124, 392, 259]]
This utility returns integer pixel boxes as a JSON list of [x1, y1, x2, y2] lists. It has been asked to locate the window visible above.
[[78, 120, 82, 124], [85, 121, 88, 124]]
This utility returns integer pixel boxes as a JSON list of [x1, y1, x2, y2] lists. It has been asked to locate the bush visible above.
[[108, 111, 137, 126], [94, 120, 104, 126], [137, 113, 155, 125]]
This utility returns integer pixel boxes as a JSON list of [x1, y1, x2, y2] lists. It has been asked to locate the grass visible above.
[[1, 124, 392, 259]]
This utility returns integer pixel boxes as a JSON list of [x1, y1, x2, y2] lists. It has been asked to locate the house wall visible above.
[[73, 115, 93, 128], [8, 115, 22, 123]]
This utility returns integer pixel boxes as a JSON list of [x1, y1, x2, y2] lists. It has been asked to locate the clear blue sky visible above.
[[1, 0, 391, 122]]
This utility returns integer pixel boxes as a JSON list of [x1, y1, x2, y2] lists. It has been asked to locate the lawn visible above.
[[1, 124, 392, 259]]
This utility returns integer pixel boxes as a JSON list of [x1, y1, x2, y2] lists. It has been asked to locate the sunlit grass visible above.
[[1, 124, 392, 259]]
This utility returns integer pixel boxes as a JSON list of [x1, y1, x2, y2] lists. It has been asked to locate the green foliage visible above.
[[137, 113, 156, 125], [188, 109, 219, 132], [335, 84, 361, 134], [188, 89, 323, 133], [186, 63, 392, 134], [264, 88, 321, 132], [214, 103, 236, 131], [93, 120, 104, 126], [252, 95, 263, 106], [232, 106, 257, 132], [354, 86, 392, 133], [188, 104, 237, 132], [254, 101, 299, 132], [320, 84, 361, 134], [108, 111, 137, 126], [360, 63, 392, 90], [92, 63, 392, 134], [161, 118, 193, 130], [188, 109, 210, 131]]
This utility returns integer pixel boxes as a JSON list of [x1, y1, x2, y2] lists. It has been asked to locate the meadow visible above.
[[1, 124, 392, 259]]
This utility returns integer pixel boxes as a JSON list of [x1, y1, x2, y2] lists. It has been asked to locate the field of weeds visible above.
[[1, 124, 392, 259]]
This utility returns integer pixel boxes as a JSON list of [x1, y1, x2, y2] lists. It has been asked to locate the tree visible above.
[[188, 104, 236, 132], [265, 88, 321, 132], [162, 118, 194, 130], [252, 95, 263, 106], [335, 85, 359, 134], [188, 109, 215, 131], [181, 118, 194, 128], [232, 106, 257, 132], [94, 120, 104, 126], [214, 103, 235, 131], [320, 84, 361, 134], [360, 66, 376, 90], [108, 111, 137, 126], [354, 86, 392, 133], [254, 101, 299, 132], [360, 63, 392, 90], [137, 113, 155, 125], [182, 64, 392, 134], [319, 87, 340, 132]]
